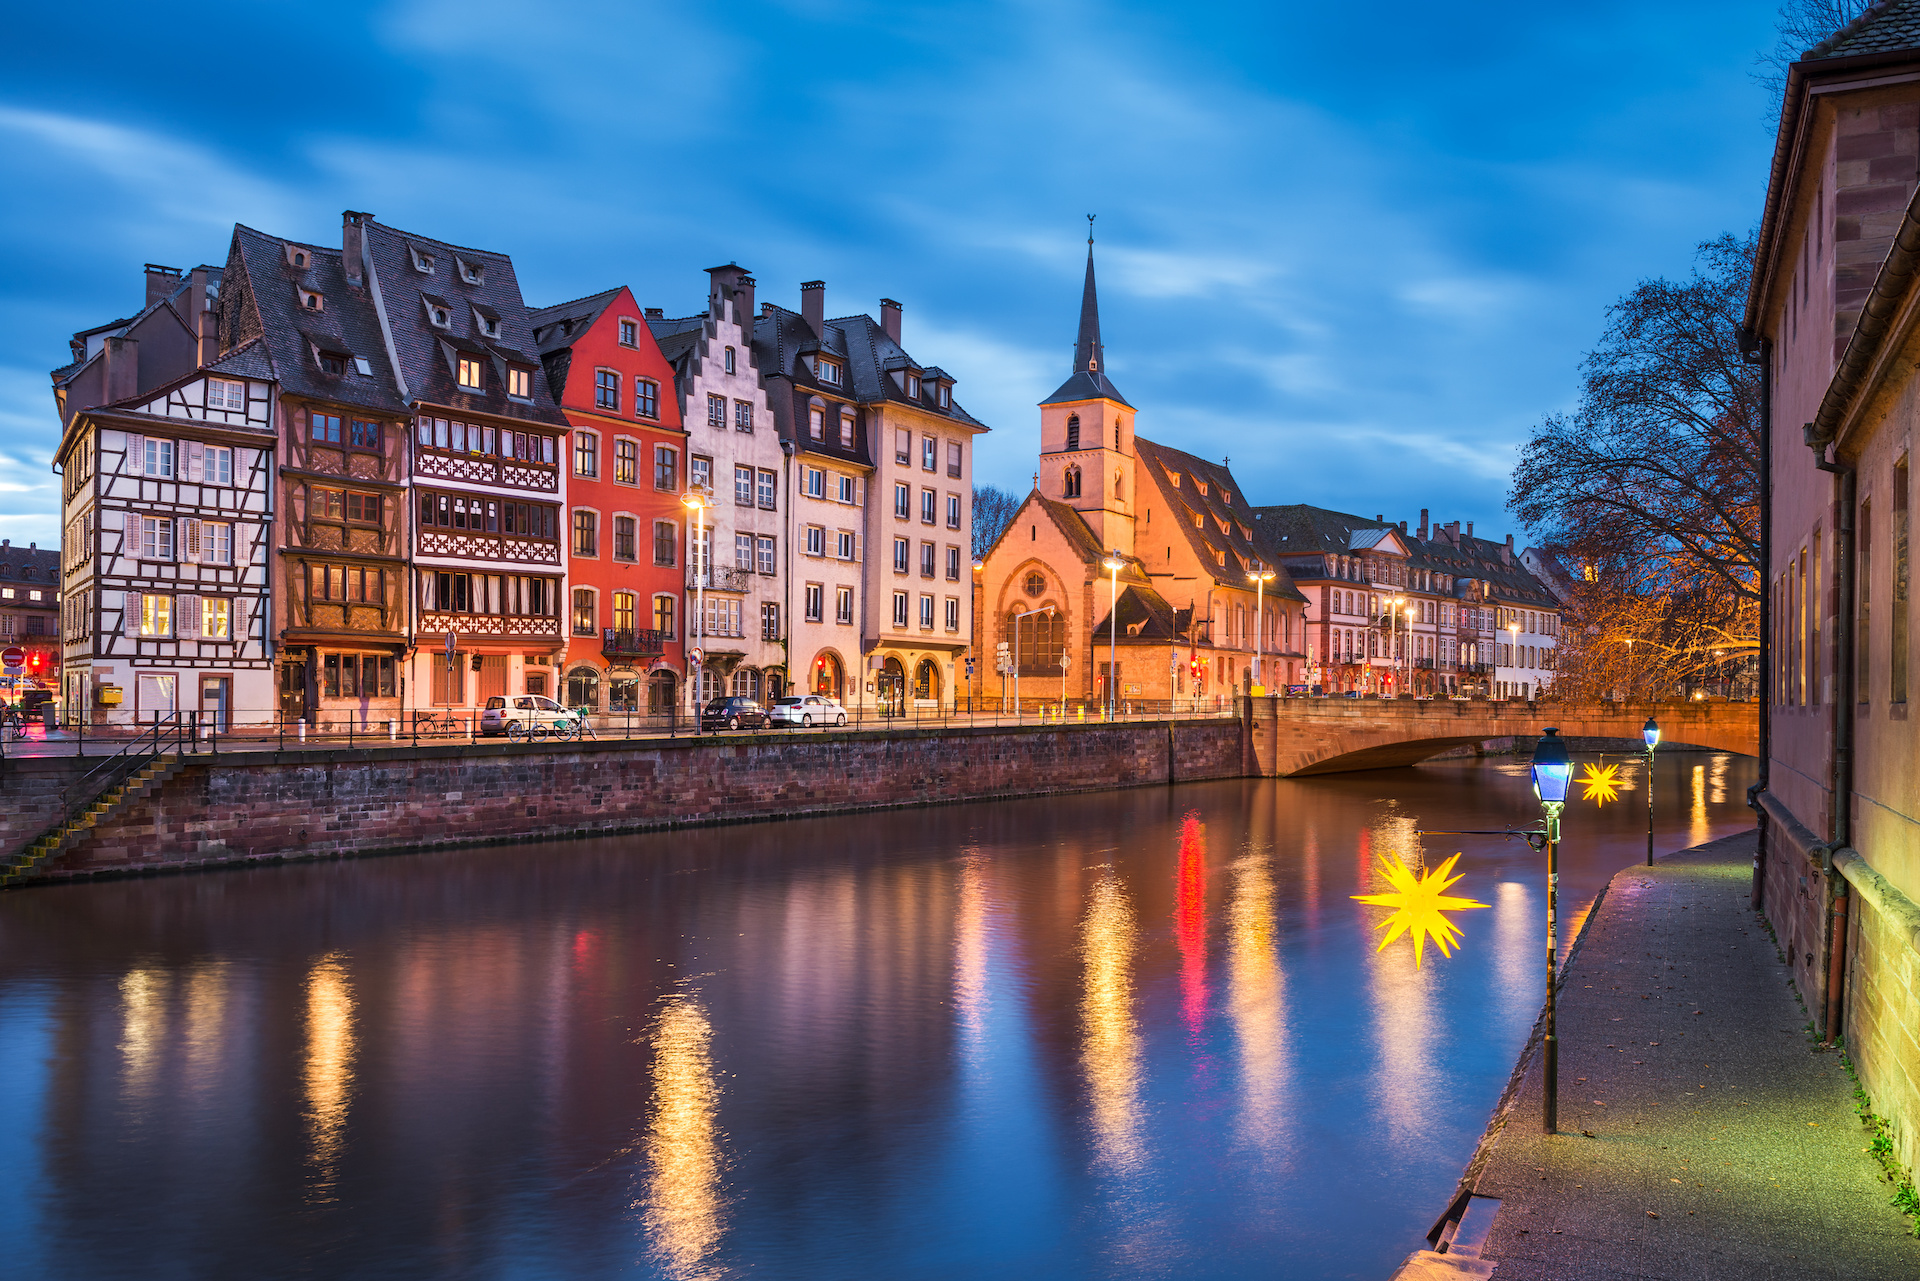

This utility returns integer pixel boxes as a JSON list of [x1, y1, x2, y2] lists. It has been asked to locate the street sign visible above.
[[1, 646, 24, 673], [688, 647, 704, 665], [965, 660, 974, 677]]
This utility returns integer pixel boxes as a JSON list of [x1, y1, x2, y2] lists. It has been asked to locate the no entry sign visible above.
[[1, 646, 24, 672]]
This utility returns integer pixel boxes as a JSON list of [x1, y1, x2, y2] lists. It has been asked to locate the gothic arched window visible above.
[[1066, 414, 1080, 451], [1064, 465, 1081, 499]]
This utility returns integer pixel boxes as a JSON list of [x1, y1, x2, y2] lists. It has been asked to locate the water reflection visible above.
[[1229, 852, 1287, 1153], [1690, 764, 1710, 848], [641, 994, 725, 1280], [1081, 871, 1142, 1174], [303, 953, 355, 1196], [117, 968, 170, 1096], [1358, 826, 1438, 1149], [955, 857, 989, 1059], [1175, 811, 1208, 1043]]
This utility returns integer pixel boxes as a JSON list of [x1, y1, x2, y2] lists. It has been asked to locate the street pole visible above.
[[1643, 716, 1661, 867], [683, 490, 709, 736], [1103, 551, 1125, 718], [1529, 727, 1573, 1135]]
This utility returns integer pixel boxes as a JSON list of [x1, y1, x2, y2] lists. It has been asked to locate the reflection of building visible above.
[[757, 284, 988, 713], [979, 239, 1307, 708], [52, 262, 276, 725], [533, 286, 688, 715], [652, 267, 787, 707]]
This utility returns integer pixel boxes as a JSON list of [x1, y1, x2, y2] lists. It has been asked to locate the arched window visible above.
[[566, 665, 601, 711], [731, 667, 761, 700], [1008, 608, 1064, 674], [1065, 414, 1080, 451], [813, 650, 844, 698], [648, 670, 678, 714], [1064, 466, 1081, 499], [1114, 471, 1124, 501], [914, 658, 941, 701]]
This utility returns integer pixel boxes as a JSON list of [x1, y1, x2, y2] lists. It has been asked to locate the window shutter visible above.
[[122, 591, 140, 634], [180, 518, 202, 563], [126, 435, 145, 474], [853, 534, 863, 563], [185, 441, 204, 482], [178, 594, 200, 639]]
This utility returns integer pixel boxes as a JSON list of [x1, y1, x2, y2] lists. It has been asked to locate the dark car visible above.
[[701, 696, 770, 731], [19, 689, 54, 714]]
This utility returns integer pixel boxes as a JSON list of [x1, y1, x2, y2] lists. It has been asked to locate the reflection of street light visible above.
[[1642, 716, 1661, 867], [1104, 551, 1127, 718], [682, 489, 711, 734], [1506, 620, 1522, 699], [1246, 566, 1275, 692], [1529, 727, 1573, 1134]]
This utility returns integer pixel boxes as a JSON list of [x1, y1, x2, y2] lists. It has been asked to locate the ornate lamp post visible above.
[[1642, 716, 1661, 867], [1529, 727, 1573, 1133], [682, 489, 711, 735], [1104, 551, 1127, 718], [1246, 566, 1274, 693]]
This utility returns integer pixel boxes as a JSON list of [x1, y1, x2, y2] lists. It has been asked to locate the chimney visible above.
[[645, 307, 663, 319], [1465, 521, 1474, 539], [801, 280, 825, 337], [1399, 520, 1408, 533], [104, 336, 139, 403], [342, 211, 372, 287], [1502, 533, 1514, 564], [880, 298, 902, 344], [198, 308, 220, 366], [1447, 520, 1460, 544], [735, 274, 756, 331], [144, 264, 182, 309], [1418, 508, 1429, 539], [1375, 514, 1385, 523]]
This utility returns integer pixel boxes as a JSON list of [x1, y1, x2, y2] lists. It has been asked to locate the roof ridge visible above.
[[529, 286, 624, 316], [365, 218, 511, 260], [1803, 0, 1910, 58]]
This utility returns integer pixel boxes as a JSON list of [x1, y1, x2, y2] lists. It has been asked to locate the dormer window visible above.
[[457, 357, 484, 390], [907, 374, 921, 398], [937, 384, 950, 408], [508, 367, 532, 399], [1167, 470, 1181, 488], [472, 305, 500, 338], [619, 318, 638, 347], [318, 350, 347, 376], [814, 357, 841, 385], [1195, 480, 1209, 497], [299, 289, 323, 311], [413, 248, 436, 274], [289, 248, 309, 269], [456, 256, 483, 284]]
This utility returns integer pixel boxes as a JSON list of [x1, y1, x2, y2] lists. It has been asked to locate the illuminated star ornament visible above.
[[1580, 763, 1623, 806], [1351, 854, 1490, 966]]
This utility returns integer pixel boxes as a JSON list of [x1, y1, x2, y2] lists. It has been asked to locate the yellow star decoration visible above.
[[1351, 853, 1490, 967], [1580, 762, 1624, 806]]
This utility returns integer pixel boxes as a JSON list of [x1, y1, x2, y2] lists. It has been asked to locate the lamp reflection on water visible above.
[[1690, 764, 1710, 849], [304, 953, 355, 1198], [118, 968, 171, 1094], [1359, 815, 1437, 1147], [955, 857, 989, 1059], [1229, 852, 1287, 1152], [1081, 871, 1142, 1174], [1175, 811, 1208, 1042], [641, 993, 726, 1280]]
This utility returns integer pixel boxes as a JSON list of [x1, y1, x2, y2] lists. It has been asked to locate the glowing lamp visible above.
[[1642, 717, 1660, 750], [1529, 727, 1572, 804]]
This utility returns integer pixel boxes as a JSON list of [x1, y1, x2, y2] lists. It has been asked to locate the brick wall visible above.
[[23, 718, 1246, 882], [1844, 879, 1920, 1175]]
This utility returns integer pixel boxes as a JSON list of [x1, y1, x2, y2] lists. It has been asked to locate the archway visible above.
[[647, 670, 678, 714], [566, 665, 601, 711], [812, 650, 844, 699], [913, 658, 941, 702], [878, 656, 907, 717], [607, 668, 639, 712], [731, 667, 761, 701]]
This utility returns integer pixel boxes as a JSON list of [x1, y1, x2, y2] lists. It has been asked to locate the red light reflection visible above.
[[1175, 809, 1208, 1041]]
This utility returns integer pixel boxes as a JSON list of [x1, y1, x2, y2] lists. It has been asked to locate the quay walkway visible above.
[[1396, 830, 1920, 1279]]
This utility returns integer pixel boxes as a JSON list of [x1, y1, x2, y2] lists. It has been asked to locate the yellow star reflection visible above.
[[1351, 854, 1490, 967], [1580, 763, 1624, 806]]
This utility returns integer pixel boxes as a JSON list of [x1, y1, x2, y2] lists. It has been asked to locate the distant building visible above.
[[0, 541, 62, 694]]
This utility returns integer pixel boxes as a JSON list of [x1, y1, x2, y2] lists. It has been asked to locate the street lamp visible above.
[[1642, 716, 1661, 867], [1529, 727, 1573, 1134], [682, 489, 711, 735], [1103, 551, 1127, 718], [1246, 566, 1275, 693]]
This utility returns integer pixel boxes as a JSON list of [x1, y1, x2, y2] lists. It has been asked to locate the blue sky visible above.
[[0, 0, 1780, 547]]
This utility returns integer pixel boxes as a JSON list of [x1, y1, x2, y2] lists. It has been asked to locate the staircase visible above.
[[2, 753, 185, 887]]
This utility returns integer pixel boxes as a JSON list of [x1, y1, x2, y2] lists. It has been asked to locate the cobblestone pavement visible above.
[[1402, 829, 1920, 1279]]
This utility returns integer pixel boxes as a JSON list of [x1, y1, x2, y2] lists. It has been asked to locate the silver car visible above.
[[766, 694, 848, 728]]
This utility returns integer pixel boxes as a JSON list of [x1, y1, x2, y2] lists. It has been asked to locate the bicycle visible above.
[[413, 710, 459, 738], [0, 707, 21, 738]]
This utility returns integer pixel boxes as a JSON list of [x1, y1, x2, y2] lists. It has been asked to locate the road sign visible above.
[[688, 647, 704, 665], [1, 646, 24, 672], [965, 660, 974, 677]]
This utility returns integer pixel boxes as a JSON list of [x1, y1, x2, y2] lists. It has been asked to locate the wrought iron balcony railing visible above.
[[602, 628, 667, 659]]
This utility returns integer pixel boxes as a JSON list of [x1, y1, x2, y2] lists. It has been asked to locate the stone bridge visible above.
[[1247, 698, 1758, 777]]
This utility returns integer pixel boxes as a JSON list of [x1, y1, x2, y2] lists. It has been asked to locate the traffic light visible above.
[[28, 654, 41, 671]]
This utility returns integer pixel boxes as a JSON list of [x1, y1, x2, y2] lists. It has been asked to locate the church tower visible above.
[[1037, 228, 1136, 556]]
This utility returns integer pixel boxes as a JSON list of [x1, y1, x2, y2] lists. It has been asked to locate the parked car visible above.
[[701, 696, 771, 731], [18, 689, 54, 715], [767, 694, 848, 728], [480, 694, 589, 739]]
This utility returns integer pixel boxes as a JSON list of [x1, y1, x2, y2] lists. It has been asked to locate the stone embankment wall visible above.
[[14, 718, 1246, 884]]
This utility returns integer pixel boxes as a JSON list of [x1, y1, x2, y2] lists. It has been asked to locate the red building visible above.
[[533, 288, 688, 714]]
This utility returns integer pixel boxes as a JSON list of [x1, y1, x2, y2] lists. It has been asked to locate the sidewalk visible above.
[[1397, 829, 1920, 1279]]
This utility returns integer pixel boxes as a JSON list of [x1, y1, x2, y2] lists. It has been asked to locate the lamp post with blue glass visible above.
[[1643, 716, 1661, 867], [1530, 727, 1573, 1133]]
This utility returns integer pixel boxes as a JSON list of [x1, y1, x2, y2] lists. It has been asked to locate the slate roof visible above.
[[0, 539, 61, 591], [1250, 503, 1560, 609], [530, 288, 622, 354], [1134, 437, 1307, 601], [1043, 245, 1132, 408], [1090, 583, 1194, 642], [359, 218, 567, 426], [827, 310, 989, 429], [1804, 0, 1920, 58], [223, 224, 405, 415]]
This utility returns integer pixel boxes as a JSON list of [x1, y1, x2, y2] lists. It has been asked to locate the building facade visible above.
[[1, 541, 62, 696], [533, 286, 688, 715]]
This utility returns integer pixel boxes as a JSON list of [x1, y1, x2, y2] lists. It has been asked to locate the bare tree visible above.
[[1509, 233, 1760, 694], [1758, 0, 1872, 102], [972, 484, 1022, 560]]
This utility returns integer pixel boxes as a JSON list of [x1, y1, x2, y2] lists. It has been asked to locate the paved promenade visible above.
[[1398, 829, 1920, 1279]]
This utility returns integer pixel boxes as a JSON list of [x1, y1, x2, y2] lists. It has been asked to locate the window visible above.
[[140, 516, 174, 561], [654, 594, 676, 638], [805, 467, 826, 498], [947, 442, 962, 477], [894, 483, 910, 519], [457, 357, 483, 389], [311, 414, 342, 445], [806, 584, 824, 621], [575, 432, 599, 478], [921, 542, 935, 578], [836, 586, 854, 623], [946, 493, 961, 529], [1066, 414, 1080, 451], [895, 429, 911, 464], [757, 469, 777, 509], [816, 358, 841, 385], [654, 520, 677, 566], [908, 373, 921, 398], [202, 597, 231, 640], [619, 319, 638, 347], [945, 597, 960, 631], [708, 394, 726, 427], [573, 510, 598, 556], [923, 437, 936, 471], [893, 537, 910, 573], [614, 515, 637, 561], [573, 589, 596, 634], [921, 489, 936, 524], [595, 369, 620, 411], [761, 602, 780, 641], [838, 530, 856, 560], [735, 533, 754, 570], [838, 475, 855, 504], [724, 346, 737, 374], [138, 593, 172, 637], [892, 591, 909, 627], [208, 379, 245, 410], [809, 407, 825, 440], [840, 414, 855, 448], [735, 400, 753, 431], [658, 448, 681, 491], [946, 546, 961, 580], [938, 385, 951, 409], [349, 420, 381, 450], [757, 536, 776, 575], [204, 446, 233, 485], [615, 438, 638, 485], [919, 594, 935, 629], [735, 464, 754, 506], [319, 351, 345, 375], [806, 525, 825, 556], [203, 522, 233, 565], [636, 379, 659, 419], [508, 368, 531, 399]]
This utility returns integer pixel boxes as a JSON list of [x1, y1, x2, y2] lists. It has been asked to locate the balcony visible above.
[[602, 628, 666, 659], [688, 565, 754, 593]]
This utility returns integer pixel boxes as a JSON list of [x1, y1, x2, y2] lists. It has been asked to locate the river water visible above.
[[0, 752, 1756, 1280]]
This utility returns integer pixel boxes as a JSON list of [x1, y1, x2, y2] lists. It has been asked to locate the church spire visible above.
[[1041, 217, 1131, 408]]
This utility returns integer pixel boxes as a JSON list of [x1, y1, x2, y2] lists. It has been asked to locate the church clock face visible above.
[[1024, 572, 1047, 598]]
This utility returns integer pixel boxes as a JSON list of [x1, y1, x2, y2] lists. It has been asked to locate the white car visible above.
[[481, 694, 589, 739], [766, 695, 847, 728]]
